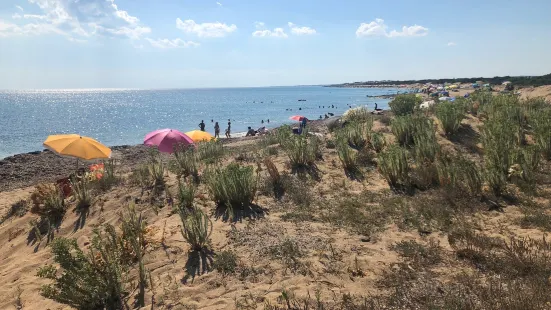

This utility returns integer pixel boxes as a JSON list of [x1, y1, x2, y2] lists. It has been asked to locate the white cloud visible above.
[[15, 5, 24, 12], [252, 27, 287, 38], [176, 18, 236, 37], [447, 42, 457, 46], [1, 0, 151, 45], [68, 37, 86, 43], [216, 2, 222, 6], [356, 18, 428, 38], [146, 37, 200, 49], [254, 21, 265, 29], [388, 25, 428, 37], [288, 22, 316, 35]]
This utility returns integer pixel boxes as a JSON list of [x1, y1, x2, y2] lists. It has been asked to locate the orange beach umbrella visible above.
[[185, 130, 215, 142], [43, 134, 111, 160]]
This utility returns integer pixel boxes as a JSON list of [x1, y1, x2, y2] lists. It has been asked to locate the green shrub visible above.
[[378, 145, 410, 189], [531, 108, 551, 160], [325, 139, 336, 149], [30, 184, 67, 241], [343, 107, 372, 123], [339, 121, 372, 150], [391, 115, 416, 146], [175, 179, 196, 213], [197, 140, 225, 164], [173, 144, 199, 181], [370, 132, 386, 153], [412, 117, 439, 163], [437, 153, 482, 196], [481, 117, 518, 196], [130, 164, 151, 190], [436, 101, 465, 136], [37, 226, 128, 310], [205, 163, 257, 219], [336, 139, 359, 177], [179, 208, 212, 251], [389, 94, 421, 116], [281, 132, 319, 171]]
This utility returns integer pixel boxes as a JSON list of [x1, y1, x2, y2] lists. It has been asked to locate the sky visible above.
[[0, 0, 550, 89]]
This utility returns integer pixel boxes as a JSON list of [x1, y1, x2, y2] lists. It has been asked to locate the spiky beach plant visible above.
[[370, 131, 386, 153], [197, 139, 225, 164], [70, 176, 93, 211], [205, 163, 257, 219], [179, 207, 212, 251], [391, 115, 416, 146], [343, 106, 373, 123], [342, 121, 372, 150], [437, 153, 482, 196], [436, 101, 465, 136], [175, 179, 196, 213], [173, 144, 199, 182], [378, 144, 410, 189], [120, 205, 148, 307], [336, 138, 359, 176], [412, 117, 439, 163], [281, 131, 319, 170], [531, 108, 551, 160]]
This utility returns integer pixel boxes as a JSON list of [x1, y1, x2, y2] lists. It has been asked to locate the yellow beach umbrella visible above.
[[185, 130, 214, 142], [43, 134, 112, 160]]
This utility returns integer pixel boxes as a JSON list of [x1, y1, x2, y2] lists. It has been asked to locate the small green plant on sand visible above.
[[213, 250, 238, 275], [336, 138, 359, 177], [197, 139, 225, 164], [175, 179, 196, 213], [179, 208, 212, 251], [173, 144, 200, 182], [205, 163, 257, 219], [281, 131, 320, 171], [70, 176, 93, 211]]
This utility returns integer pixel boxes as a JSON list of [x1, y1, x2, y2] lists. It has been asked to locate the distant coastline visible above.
[[325, 72, 551, 88]]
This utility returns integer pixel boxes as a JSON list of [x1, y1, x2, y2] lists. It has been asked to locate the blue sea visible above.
[[0, 86, 401, 159]]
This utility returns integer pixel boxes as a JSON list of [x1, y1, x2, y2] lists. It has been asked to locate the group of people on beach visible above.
[[198, 118, 270, 138]]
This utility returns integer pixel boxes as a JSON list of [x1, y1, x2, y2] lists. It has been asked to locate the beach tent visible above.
[[420, 100, 435, 109], [448, 85, 459, 89], [502, 81, 511, 85], [437, 86, 444, 90], [483, 84, 490, 88], [439, 97, 452, 101], [472, 83, 479, 88]]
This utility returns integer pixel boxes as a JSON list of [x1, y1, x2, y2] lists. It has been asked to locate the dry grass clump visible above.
[[97, 159, 119, 191], [29, 184, 67, 242], [175, 179, 196, 213], [70, 176, 93, 211], [0, 199, 29, 225]]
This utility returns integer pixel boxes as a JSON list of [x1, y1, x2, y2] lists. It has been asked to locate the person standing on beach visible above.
[[226, 119, 231, 138], [214, 122, 220, 138], [199, 120, 206, 131]]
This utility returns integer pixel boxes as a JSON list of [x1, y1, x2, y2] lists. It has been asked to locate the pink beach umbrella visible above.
[[144, 129, 194, 153]]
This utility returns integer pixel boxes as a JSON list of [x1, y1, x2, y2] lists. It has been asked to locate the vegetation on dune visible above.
[[280, 129, 321, 171], [197, 139, 225, 164], [436, 101, 465, 136], [388, 94, 421, 116], [172, 144, 200, 182], [179, 207, 212, 251], [378, 144, 410, 189], [370, 131, 386, 153], [205, 163, 257, 219]]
